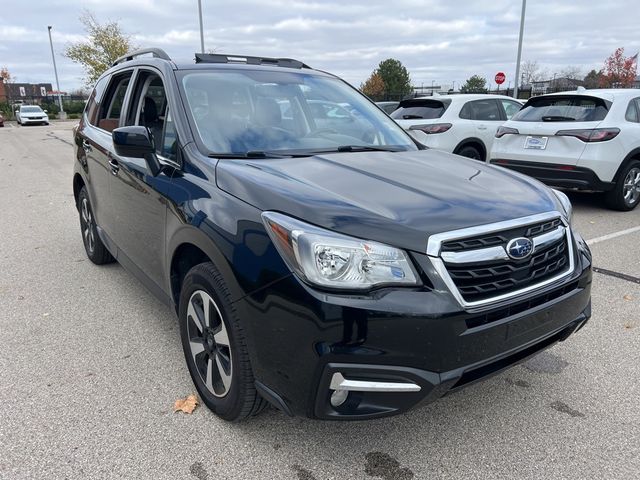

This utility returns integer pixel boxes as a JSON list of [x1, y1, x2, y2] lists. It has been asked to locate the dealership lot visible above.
[[0, 123, 638, 479]]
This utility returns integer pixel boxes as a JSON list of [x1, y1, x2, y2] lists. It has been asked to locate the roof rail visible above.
[[194, 53, 310, 69], [112, 48, 171, 67]]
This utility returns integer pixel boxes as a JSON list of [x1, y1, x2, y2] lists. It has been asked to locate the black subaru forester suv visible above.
[[73, 48, 592, 421]]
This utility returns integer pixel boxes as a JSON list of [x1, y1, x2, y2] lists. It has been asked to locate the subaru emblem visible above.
[[506, 237, 533, 260]]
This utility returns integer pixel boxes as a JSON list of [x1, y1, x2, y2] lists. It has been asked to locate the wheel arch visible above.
[[167, 226, 244, 314], [612, 148, 640, 183], [73, 173, 86, 210], [453, 137, 487, 161]]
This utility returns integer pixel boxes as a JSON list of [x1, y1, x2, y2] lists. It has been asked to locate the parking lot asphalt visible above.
[[1, 122, 639, 480]]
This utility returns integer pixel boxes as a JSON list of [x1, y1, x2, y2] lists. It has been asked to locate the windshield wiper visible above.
[[541, 115, 575, 122], [208, 151, 291, 159]]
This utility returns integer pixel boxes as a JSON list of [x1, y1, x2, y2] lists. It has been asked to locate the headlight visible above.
[[262, 212, 419, 290], [552, 189, 573, 223]]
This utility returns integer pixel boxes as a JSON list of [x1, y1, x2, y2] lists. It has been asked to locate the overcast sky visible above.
[[1, 0, 638, 91]]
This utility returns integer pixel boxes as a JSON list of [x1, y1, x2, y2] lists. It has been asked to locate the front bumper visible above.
[[237, 236, 592, 420], [21, 117, 48, 124]]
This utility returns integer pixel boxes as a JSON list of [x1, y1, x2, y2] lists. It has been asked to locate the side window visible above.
[[127, 71, 174, 159], [471, 100, 502, 121], [85, 76, 109, 126], [97, 72, 133, 132], [500, 100, 522, 120], [459, 102, 473, 120], [625, 99, 639, 122]]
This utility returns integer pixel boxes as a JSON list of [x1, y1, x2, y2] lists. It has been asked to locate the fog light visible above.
[[330, 389, 348, 407]]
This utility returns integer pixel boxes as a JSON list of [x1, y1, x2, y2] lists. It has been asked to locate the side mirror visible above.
[[112, 126, 161, 176], [43, 109, 48, 113]]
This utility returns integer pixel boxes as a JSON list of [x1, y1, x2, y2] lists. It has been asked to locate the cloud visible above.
[[1, 0, 639, 89]]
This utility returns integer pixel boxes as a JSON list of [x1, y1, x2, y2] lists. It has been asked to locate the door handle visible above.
[[108, 158, 120, 175], [477, 125, 488, 130], [82, 140, 92, 152]]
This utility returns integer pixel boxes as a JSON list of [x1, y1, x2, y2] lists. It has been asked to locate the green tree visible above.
[[583, 69, 604, 89], [64, 11, 136, 85], [460, 75, 488, 93], [376, 59, 412, 97], [360, 72, 385, 99]]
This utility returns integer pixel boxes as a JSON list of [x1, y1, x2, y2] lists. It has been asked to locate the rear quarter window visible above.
[[391, 99, 450, 120], [512, 95, 610, 122], [84, 76, 109, 127]]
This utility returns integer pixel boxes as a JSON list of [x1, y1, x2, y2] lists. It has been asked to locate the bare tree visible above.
[[520, 60, 546, 85], [559, 65, 583, 80]]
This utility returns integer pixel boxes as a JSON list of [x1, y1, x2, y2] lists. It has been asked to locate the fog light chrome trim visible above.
[[329, 373, 421, 393]]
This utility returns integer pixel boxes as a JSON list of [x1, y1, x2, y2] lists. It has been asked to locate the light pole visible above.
[[47, 26, 65, 119], [197, 0, 205, 54], [513, 0, 527, 99]]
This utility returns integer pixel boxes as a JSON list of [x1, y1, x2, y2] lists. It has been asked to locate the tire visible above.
[[78, 186, 115, 264], [605, 160, 640, 211], [179, 262, 267, 421], [456, 144, 483, 161]]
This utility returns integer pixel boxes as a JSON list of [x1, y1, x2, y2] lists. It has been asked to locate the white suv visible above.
[[391, 94, 522, 161], [490, 89, 640, 211]]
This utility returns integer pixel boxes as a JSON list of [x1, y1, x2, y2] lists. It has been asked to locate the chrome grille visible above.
[[427, 212, 574, 308]]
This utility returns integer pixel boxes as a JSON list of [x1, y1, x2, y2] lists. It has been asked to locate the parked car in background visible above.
[[73, 48, 591, 422], [491, 89, 640, 211], [392, 94, 523, 161], [376, 101, 399, 115], [15, 105, 49, 126], [0, 113, 4, 127]]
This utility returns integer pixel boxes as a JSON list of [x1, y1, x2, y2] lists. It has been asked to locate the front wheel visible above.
[[179, 262, 267, 421], [605, 160, 640, 211]]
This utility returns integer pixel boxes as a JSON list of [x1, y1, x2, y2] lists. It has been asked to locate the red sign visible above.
[[495, 72, 506, 85]]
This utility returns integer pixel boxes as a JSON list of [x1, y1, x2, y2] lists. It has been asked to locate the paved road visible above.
[[1, 123, 639, 480]]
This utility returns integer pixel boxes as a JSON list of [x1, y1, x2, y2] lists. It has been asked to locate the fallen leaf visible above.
[[623, 295, 633, 301], [42, 313, 50, 317], [624, 323, 634, 330], [589, 221, 595, 224], [174, 394, 198, 414]]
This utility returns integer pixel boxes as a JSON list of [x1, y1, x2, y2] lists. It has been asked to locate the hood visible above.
[[216, 149, 560, 253]]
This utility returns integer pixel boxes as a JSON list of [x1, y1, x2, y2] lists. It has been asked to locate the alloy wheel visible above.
[[81, 198, 95, 253], [187, 290, 233, 398], [623, 167, 640, 206]]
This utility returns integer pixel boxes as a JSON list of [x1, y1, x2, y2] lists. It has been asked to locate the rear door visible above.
[[76, 72, 133, 245], [495, 95, 609, 165], [464, 99, 504, 150], [109, 68, 178, 292]]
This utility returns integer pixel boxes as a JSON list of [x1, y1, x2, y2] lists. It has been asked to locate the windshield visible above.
[[21, 106, 43, 113], [179, 69, 417, 155], [511, 95, 610, 122]]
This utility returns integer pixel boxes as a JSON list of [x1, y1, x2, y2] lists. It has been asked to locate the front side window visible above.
[[97, 72, 132, 132], [500, 99, 522, 119], [179, 70, 416, 155], [512, 95, 610, 122]]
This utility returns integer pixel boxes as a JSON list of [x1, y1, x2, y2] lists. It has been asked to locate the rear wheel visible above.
[[78, 186, 115, 264], [179, 262, 267, 421], [605, 160, 640, 211], [456, 144, 483, 161]]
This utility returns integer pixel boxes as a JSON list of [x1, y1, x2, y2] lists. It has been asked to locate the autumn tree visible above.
[[0, 66, 14, 83], [460, 75, 488, 93], [360, 72, 385, 99], [376, 59, 412, 97], [599, 47, 638, 88], [65, 11, 136, 85]]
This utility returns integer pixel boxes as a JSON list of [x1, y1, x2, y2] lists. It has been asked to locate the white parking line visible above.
[[587, 225, 640, 246]]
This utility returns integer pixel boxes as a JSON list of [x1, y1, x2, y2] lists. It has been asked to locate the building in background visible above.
[[0, 82, 55, 105], [530, 77, 585, 95]]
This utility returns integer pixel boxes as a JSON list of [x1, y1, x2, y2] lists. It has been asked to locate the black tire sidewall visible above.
[[458, 145, 482, 161], [178, 264, 245, 420]]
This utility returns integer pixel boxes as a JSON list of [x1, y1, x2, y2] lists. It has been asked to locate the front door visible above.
[[109, 69, 178, 293]]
